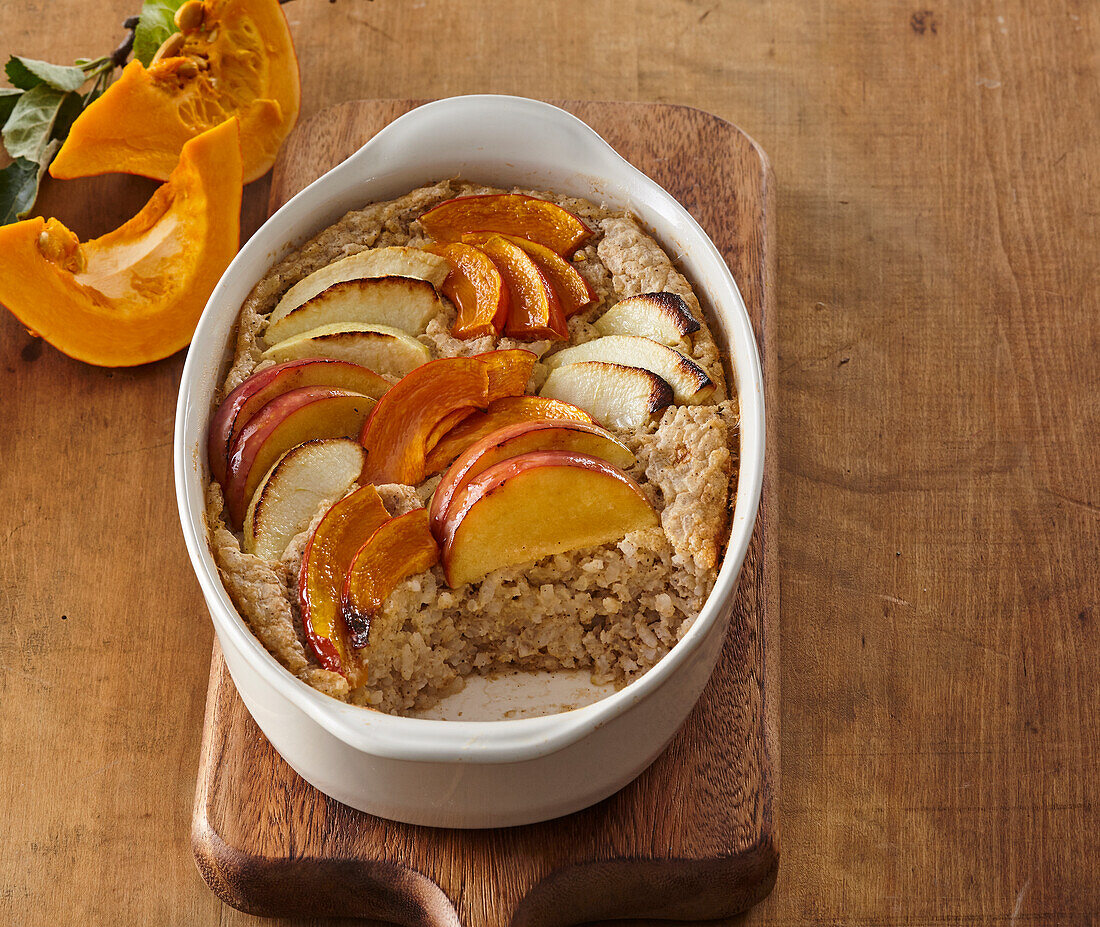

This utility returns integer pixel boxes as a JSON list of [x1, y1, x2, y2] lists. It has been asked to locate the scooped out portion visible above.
[[205, 179, 738, 714]]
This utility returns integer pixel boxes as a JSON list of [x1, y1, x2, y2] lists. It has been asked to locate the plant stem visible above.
[[111, 15, 139, 69]]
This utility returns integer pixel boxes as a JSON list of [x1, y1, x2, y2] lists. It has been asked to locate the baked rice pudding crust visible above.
[[205, 179, 739, 714]]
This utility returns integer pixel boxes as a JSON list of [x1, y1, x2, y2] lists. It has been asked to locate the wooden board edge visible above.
[[512, 846, 779, 926], [191, 649, 461, 925], [750, 118, 781, 881]]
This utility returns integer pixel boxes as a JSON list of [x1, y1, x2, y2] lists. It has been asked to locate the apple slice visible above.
[[265, 276, 443, 344], [424, 242, 510, 339], [260, 323, 431, 378], [342, 509, 440, 649], [269, 246, 450, 325], [542, 335, 714, 404], [225, 387, 376, 527], [419, 194, 593, 256], [243, 438, 366, 562], [208, 359, 390, 485], [299, 484, 391, 677], [423, 395, 594, 474], [594, 292, 701, 345], [428, 420, 636, 539], [440, 450, 657, 588], [540, 362, 673, 430], [478, 235, 568, 341], [463, 233, 594, 317], [359, 356, 490, 486]]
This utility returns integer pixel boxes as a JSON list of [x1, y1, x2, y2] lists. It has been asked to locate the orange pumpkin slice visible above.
[[359, 356, 491, 486], [0, 118, 242, 367], [463, 233, 595, 317], [419, 194, 593, 256], [342, 509, 440, 649], [299, 485, 391, 678], [478, 235, 569, 341], [424, 241, 510, 340], [50, 0, 299, 184], [423, 396, 594, 475]]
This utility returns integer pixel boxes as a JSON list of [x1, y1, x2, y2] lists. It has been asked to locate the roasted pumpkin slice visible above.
[[50, 0, 299, 184], [423, 241, 510, 340], [0, 119, 242, 367], [419, 194, 593, 256]]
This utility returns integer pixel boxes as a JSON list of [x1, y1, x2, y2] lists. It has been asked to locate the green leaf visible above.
[[133, 0, 187, 67], [5, 55, 87, 92], [0, 141, 61, 225], [50, 91, 84, 142], [2, 84, 68, 162], [0, 158, 39, 224], [0, 88, 21, 124]]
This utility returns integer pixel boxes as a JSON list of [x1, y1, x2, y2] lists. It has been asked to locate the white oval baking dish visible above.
[[174, 95, 766, 828]]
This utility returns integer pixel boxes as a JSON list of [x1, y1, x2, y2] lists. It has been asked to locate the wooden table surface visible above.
[[1, 1, 1096, 925]]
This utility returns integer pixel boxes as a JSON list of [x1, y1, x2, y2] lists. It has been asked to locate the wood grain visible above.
[[192, 99, 779, 926], [2, 1, 1097, 925]]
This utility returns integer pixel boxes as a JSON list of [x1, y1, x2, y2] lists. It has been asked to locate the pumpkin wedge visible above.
[[0, 118, 242, 367], [50, 0, 299, 184]]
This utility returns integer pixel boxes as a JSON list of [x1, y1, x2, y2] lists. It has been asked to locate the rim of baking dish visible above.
[[175, 95, 766, 764]]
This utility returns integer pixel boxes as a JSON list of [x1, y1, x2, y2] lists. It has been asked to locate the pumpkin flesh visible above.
[[50, 0, 298, 184], [0, 119, 242, 366]]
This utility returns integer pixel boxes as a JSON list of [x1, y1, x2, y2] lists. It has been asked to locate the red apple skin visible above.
[[428, 419, 634, 539], [439, 449, 648, 556], [423, 395, 594, 475], [224, 386, 374, 527], [209, 358, 389, 484]]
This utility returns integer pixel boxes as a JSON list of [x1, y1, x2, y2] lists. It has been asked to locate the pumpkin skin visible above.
[[50, 0, 298, 184], [0, 119, 242, 367]]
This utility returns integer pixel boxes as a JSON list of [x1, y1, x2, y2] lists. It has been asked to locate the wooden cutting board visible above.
[[192, 100, 779, 925]]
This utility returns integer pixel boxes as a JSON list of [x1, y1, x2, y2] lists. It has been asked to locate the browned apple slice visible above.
[[225, 386, 376, 527], [260, 323, 431, 377], [341, 509, 440, 648], [539, 361, 673, 430], [208, 358, 390, 485], [269, 246, 450, 325], [423, 395, 594, 474], [299, 484, 391, 678], [428, 420, 636, 540], [419, 194, 593, 256], [359, 356, 489, 486], [265, 275, 444, 344], [594, 292, 700, 345], [440, 450, 657, 588], [243, 438, 366, 562], [543, 335, 714, 404]]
